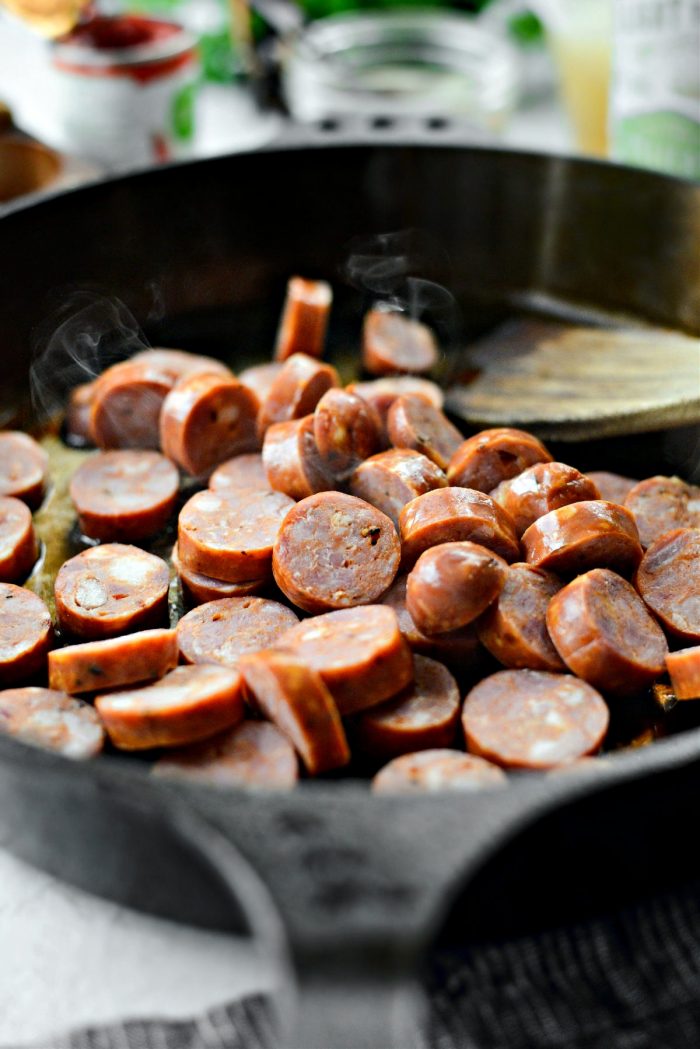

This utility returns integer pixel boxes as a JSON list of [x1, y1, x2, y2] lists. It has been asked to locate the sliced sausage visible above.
[[69, 450, 178, 542], [262, 416, 333, 501], [171, 542, 265, 606], [130, 347, 232, 381], [239, 649, 349, 774], [476, 563, 565, 672], [399, 487, 520, 568], [406, 541, 507, 635], [447, 427, 552, 493], [257, 353, 339, 438], [152, 720, 298, 789], [0, 687, 104, 758], [354, 655, 460, 760], [349, 448, 447, 529], [587, 471, 638, 505], [238, 362, 283, 405], [178, 488, 294, 583], [177, 597, 299, 668], [160, 372, 260, 477], [55, 544, 169, 639], [89, 360, 174, 450], [65, 381, 96, 446], [274, 277, 332, 362], [0, 496, 37, 583], [272, 491, 400, 613], [0, 431, 48, 508], [350, 376, 444, 420], [48, 628, 178, 695], [522, 501, 643, 577], [546, 569, 668, 696], [387, 394, 462, 471], [491, 462, 601, 538], [624, 475, 700, 548], [380, 575, 484, 672], [209, 453, 269, 495], [278, 605, 413, 714], [462, 668, 609, 769], [0, 584, 53, 686], [372, 749, 507, 794], [667, 646, 700, 700], [96, 663, 245, 750], [635, 528, 700, 642], [362, 307, 438, 376], [313, 388, 380, 481]]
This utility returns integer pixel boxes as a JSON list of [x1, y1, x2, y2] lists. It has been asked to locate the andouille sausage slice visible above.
[[635, 528, 700, 642], [406, 541, 508, 635], [278, 605, 413, 714], [48, 628, 178, 695], [257, 353, 339, 438], [238, 362, 283, 406], [447, 428, 552, 494], [130, 347, 232, 381], [348, 376, 443, 446], [262, 416, 333, 501], [399, 487, 520, 568], [476, 562, 564, 672], [522, 501, 643, 577], [65, 381, 96, 446], [313, 388, 380, 481], [546, 569, 668, 696], [178, 488, 294, 583], [463, 669, 609, 770], [160, 372, 260, 477], [274, 277, 332, 362], [372, 749, 507, 794], [587, 471, 638, 506], [349, 449, 447, 529], [239, 649, 349, 774], [0, 497, 37, 583], [96, 663, 245, 750], [362, 307, 438, 376], [177, 597, 299, 668], [152, 719, 298, 789], [624, 475, 700, 548], [0, 431, 48, 508], [272, 491, 400, 613], [0, 584, 53, 686], [171, 543, 265, 606], [89, 360, 173, 450], [55, 544, 169, 639], [209, 454, 269, 496], [0, 687, 104, 758], [667, 646, 700, 700], [70, 450, 179, 542], [354, 655, 460, 760], [387, 394, 462, 471], [491, 462, 601, 538]]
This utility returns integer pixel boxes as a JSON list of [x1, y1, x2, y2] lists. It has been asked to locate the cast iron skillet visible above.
[[1, 141, 700, 1049]]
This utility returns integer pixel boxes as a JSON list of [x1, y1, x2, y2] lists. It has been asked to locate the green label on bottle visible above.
[[172, 82, 196, 141], [613, 111, 700, 180]]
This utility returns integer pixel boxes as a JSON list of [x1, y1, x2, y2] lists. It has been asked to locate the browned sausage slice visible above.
[[406, 541, 507, 634], [257, 353, 339, 438], [348, 376, 443, 446], [666, 646, 700, 700], [70, 450, 179, 542], [48, 628, 178, 695], [476, 563, 565, 672], [130, 348, 232, 381], [238, 649, 349, 774], [0, 687, 104, 758], [209, 454, 269, 495], [177, 596, 299, 668], [272, 491, 400, 613], [448, 428, 552, 493], [0, 584, 53, 686], [463, 669, 609, 769], [278, 605, 413, 714], [380, 575, 483, 672], [387, 394, 462, 471], [96, 663, 245, 750], [171, 543, 265, 606], [238, 362, 283, 405], [354, 655, 460, 760], [152, 720, 298, 789], [89, 360, 173, 451], [491, 462, 601, 537], [178, 488, 294, 583], [55, 544, 169, 639], [372, 749, 507, 793], [546, 568, 668, 696], [313, 388, 380, 481], [624, 475, 700, 548], [587, 471, 638, 505], [0, 431, 48, 508], [262, 416, 333, 501], [65, 382, 96, 446], [635, 528, 700, 642], [522, 501, 643, 576], [350, 448, 447, 529], [274, 277, 332, 362], [0, 496, 37, 583], [399, 487, 520, 568], [362, 307, 438, 376]]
